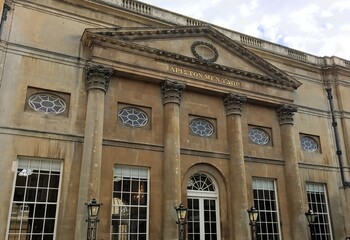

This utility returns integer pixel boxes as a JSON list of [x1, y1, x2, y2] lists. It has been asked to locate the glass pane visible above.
[[44, 219, 55, 233], [139, 220, 147, 233], [26, 188, 37, 201], [122, 179, 131, 192], [16, 174, 27, 186], [37, 189, 47, 202], [139, 207, 147, 219], [14, 187, 25, 201], [39, 174, 49, 187], [43, 235, 54, 240], [46, 205, 57, 218], [48, 189, 58, 202], [49, 175, 60, 188], [131, 180, 139, 192], [28, 174, 38, 187], [34, 204, 46, 217], [33, 219, 44, 233]]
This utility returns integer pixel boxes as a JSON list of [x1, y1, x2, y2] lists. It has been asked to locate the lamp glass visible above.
[[87, 199, 100, 218], [248, 207, 259, 223], [305, 209, 316, 224], [175, 203, 187, 222]]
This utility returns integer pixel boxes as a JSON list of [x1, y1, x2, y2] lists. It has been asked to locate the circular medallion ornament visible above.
[[191, 41, 218, 62]]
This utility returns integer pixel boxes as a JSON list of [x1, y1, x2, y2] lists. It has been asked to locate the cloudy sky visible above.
[[140, 0, 350, 60]]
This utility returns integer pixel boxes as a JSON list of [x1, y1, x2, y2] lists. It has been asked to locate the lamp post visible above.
[[247, 207, 259, 240], [175, 203, 188, 240], [86, 199, 102, 240], [305, 209, 317, 240]]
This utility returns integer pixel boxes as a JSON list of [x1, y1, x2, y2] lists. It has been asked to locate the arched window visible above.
[[187, 173, 221, 240]]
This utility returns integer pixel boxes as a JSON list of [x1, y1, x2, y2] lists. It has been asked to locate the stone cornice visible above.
[[82, 26, 302, 91]]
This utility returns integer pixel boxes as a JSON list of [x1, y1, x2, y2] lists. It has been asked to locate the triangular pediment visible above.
[[82, 26, 301, 91]]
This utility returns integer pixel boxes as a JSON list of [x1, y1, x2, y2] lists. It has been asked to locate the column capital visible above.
[[161, 80, 186, 105], [276, 104, 297, 125], [85, 64, 114, 92], [223, 93, 247, 116]]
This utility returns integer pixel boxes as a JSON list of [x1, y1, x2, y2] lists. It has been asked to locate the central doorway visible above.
[[187, 172, 220, 240]]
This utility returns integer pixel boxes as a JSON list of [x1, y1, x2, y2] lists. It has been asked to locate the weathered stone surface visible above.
[[0, 1, 349, 240]]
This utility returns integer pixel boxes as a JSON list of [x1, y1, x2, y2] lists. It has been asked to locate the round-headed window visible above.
[[189, 118, 214, 137], [28, 93, 66, 115], [187, 172, 216, 192], [248, 128, 270, 145], [300, 136, 318, 152], [118, 107, 148, 127]]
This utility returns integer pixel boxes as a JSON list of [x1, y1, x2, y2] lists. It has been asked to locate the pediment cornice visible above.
[[82, 26, 302, 91]]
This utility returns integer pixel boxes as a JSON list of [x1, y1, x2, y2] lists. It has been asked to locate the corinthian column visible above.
[[223, 93, 250, 240], [161, 79, 186, 240], [276, 104, 308, 239], [75, 64, 113, 239]]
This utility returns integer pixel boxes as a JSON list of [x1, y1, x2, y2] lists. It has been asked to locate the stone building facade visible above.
[[0, 0, 350, 240]]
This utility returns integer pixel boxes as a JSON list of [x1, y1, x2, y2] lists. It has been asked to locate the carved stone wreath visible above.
[[191, 41, 219, 63]]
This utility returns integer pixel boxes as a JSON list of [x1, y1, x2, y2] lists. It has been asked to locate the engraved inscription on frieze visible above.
[[168, 66, 241, 87]]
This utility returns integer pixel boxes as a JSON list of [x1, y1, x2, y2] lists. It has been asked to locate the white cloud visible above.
[[340, 24, 350, 31], [288, 4, 321, 33], [331, 1, 350, 12], [321, 10, 333, 17], [140, 0, 350, 60]]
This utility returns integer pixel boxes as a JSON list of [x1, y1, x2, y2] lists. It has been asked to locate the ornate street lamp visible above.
[[305, 209, 317, 240], [247, 207, 259, 240], [86, 199, 102, 240], [175, 203, 188, 240]]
